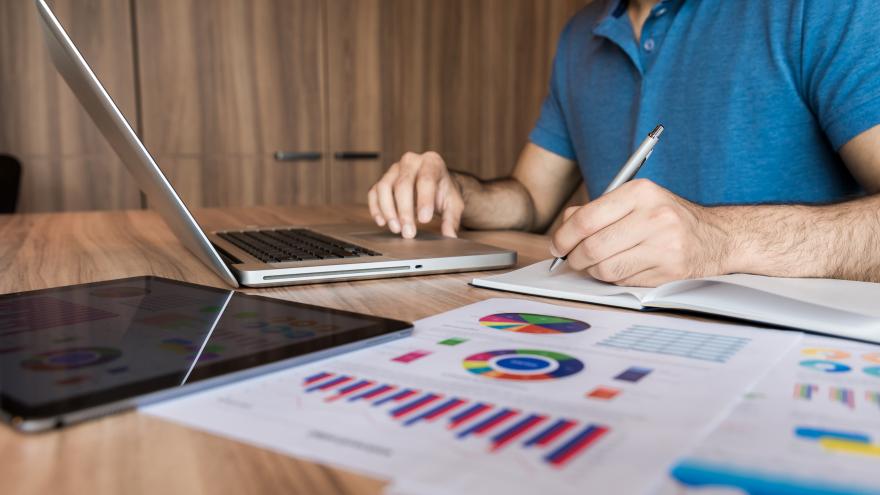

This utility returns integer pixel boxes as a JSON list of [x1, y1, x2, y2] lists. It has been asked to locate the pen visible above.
[[548, 124, 665, 273]]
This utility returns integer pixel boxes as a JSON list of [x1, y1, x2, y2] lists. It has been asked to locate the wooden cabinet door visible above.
[[134, 0, 326, 207], [0, 0, 141, 212]]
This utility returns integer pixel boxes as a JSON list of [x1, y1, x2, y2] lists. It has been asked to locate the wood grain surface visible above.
[[0, 0, 142, 212], [0, 204, 640, 495]]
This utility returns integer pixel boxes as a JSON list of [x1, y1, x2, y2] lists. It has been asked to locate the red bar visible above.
[[362, 385, 396, 400], [448, 404, 492, 429], [319, 376, 353, 391], [425, 399, 466, 421], [491, 415, 547, 451], [393, 390, 418, 402], [548, 426, 609, 467], [325, 381, 373, 402], [536, 420, 576, 446], [391, 394, 442, 418], [473, 409, 518, 436], [304, 372, 332, 384]]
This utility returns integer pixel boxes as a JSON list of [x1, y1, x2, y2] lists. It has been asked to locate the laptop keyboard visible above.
[[217, 229, 380, 263]]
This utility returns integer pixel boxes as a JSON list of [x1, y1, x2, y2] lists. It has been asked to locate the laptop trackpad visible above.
[[351, 231, 446, 242]]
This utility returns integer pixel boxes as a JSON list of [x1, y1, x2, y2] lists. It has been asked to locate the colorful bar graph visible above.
[[524, 419, 577, 447], [348, 384, 394, 402], [403, 398, 465, 426], [325, 380, 373, 402], [545, 424, 609, 467], [457, 408, 518, 438], [867, 391, 880, 409], [390, 393, 442, 418], [490, 414, 546, 451], [304, 371, 331, 384], [829, 387, 855, 409], [793, 383, 818, 400], [373, 388, 417, 406], [305, 375, 351, 392], [299, 371, 610, 470], [448, 403, 492, 429]]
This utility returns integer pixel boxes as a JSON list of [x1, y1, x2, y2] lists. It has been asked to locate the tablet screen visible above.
[[0, 277, 411, 422]]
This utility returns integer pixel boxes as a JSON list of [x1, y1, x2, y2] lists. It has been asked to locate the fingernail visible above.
[[402, 224, 416, 239], [374, 215, 386, 227], [549, 243, 560, 257], [389, 219, 401, 233], [418, 208, 432, 223]]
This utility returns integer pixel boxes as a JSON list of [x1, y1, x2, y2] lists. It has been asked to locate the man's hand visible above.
[[550, 179, 732, 287], [367, 152, 464, 238]]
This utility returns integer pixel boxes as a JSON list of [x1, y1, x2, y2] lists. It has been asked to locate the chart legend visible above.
[[614, 366, 652, 383], [301, 371, 610, 468], [587, 386, 621, 400]]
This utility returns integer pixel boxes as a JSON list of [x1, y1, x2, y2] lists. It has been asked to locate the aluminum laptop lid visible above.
[[34, 0, 239, 288]]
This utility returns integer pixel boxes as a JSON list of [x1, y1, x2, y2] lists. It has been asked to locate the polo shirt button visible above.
[[644, 38, 655, 51], [655, 7, 667, 16]]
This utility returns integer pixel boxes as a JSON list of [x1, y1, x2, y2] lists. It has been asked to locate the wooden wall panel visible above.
[[379, 0, 585, 180], [0, 0, 141, 211], [135, 0, 326, 156]]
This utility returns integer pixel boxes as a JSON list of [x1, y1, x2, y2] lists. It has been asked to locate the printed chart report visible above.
[[144, 298, 798, 494]]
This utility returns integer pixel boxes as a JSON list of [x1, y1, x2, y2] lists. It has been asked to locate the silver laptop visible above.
[[35, 0, 515, 288]]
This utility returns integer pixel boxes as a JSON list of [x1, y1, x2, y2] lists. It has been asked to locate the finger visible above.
[[550, 184, 641, 257], [585, 243, 659, 284], [563, 205, 580, 222], [565, 209, 656, 270], [393, 171, 418, 239], [440, 204, 462, 238], [415, 170, 440, 224], [376, 168, 401, 233], [367, 187, 385, 226]]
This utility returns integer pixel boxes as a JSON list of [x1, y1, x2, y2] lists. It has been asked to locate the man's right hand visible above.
[[367, 151, 464, 238]]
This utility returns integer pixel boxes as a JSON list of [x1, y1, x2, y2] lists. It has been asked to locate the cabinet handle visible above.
[[274, 151, 323, 162], [334, 151, 380, 160]]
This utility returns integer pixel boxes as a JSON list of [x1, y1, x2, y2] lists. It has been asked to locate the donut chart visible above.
[[799, 359, 851, 373], [21, 347, 122, 371], [800, 348, 850, 360], [463, 349, 584, 380], [478, 313, 590, 334]]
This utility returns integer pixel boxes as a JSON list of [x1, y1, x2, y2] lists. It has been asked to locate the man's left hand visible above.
[[549, 179, 733, 287]]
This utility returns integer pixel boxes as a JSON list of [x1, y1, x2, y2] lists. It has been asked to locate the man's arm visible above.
[[367, 143, 579, 238], [550, 124, 880, 286]]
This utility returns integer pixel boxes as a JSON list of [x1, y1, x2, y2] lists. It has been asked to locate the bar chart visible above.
[[302, 371, 610, 468]]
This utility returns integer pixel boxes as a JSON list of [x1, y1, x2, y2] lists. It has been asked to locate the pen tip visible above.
[[649, 124, 664, 139], [548, 258, 562, 272]]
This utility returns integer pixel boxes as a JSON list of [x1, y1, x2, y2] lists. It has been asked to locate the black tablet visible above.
[[0, 276, 412, 432]]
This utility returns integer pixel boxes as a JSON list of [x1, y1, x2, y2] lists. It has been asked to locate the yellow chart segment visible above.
[[819, 438, 880, 458], [801, 348, 851, 360]]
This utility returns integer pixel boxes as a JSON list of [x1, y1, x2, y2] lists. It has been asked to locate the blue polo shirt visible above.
[[530, 0, 880, 205]]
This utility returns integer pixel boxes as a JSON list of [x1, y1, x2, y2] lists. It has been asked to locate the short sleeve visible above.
[[800, 0, 880, 150], [529, 20, 577, 160]]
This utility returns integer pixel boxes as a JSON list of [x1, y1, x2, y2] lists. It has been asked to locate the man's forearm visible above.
[[717, 194, 880, 281], [451, 171, 537, 231]]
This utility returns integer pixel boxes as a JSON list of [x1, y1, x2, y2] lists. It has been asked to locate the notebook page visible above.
[[650, 274, 880, 318], [471, 260, 652, 310]]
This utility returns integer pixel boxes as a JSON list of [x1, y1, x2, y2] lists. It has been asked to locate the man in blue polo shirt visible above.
[[367, 0, 880, 286]]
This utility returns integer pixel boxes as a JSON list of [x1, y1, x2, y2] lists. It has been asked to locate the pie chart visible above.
[[463, 349, 584, 380], [478, 313, 590, 334]]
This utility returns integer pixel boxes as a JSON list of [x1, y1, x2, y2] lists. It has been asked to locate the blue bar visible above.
[[524, 418, 569, 447], [348, 384, 391, 402], [449, 402, 486, 423], [794, 427, 870, 444], [545, 425, 601, 463], [303, 371, 330, 383], [336, 379, 370, 394], [373, 388, 414, 407], [305, 375, 349, 393], [456, 408, 512, 439], [390, 393, 439, 418], [403, 397, 460, 426], [492, 414, 541, 443]]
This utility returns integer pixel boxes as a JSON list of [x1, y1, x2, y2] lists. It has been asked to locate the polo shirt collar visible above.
[[592, 0, 684, 75]]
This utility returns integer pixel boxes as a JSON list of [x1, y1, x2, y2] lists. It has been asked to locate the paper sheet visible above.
[[143, 298, 799, 494], [657, 335, 880, 495]]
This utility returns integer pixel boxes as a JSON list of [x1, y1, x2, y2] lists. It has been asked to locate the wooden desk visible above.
[[0, 205, 627, 495]]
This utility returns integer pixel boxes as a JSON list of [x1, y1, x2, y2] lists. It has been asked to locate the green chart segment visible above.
[[478, 313, 590, 334]]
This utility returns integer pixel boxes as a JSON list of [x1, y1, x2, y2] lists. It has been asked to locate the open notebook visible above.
[[472, 260, 880, 343]]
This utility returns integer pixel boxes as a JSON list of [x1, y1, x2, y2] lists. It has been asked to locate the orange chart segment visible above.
[[479, 313, 590, 334]]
